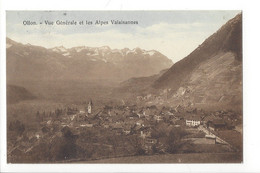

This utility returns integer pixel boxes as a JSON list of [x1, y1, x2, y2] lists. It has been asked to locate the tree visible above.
[[128, 135, 146, 156], [50, 126, 78, 161], [8, 120, 25, 136], [165, 128, 188, 153]]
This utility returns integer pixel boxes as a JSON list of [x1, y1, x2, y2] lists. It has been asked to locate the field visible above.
[[79, 152, 242, 163], [215, 130, 243, 151], [8, 80, 117, 104]]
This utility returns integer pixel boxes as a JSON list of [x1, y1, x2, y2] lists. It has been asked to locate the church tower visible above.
[[87, 100, 93, 114]]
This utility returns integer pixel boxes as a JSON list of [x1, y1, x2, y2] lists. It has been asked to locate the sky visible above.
[[6, 11, 241, 62]]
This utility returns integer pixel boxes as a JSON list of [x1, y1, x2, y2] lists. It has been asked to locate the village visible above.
[[7, 100, 242, 163]]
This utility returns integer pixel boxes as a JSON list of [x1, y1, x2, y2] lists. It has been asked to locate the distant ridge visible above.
[[7, 85, 36, 104], [6, 38, 173, 83]]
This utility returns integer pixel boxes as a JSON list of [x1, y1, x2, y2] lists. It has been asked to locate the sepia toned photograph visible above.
[[6, 11, 242, 164]]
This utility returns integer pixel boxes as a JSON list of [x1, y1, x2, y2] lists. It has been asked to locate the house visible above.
[[154, 115, 163, 122], [132, 124, 142, 133], [80, 123, 93, 128], [140, 127, 152, 139], [162, 114, 172, 122], [185, 115, 201, 127], [145, 138, 157, 144], [111, 123, 123, 135], [75, 113, 88, 122], [79, 110, 85, 114], [143, 106, 158, 116], [207, 119, 227, 131], [123, 124, 132, 135], [41, 126, 50, 133], [128, 104, 138, 111], [136, 119, 144, 126], [110, 109, 124, 117], [137, 109, 146, 119], [126, 111, 139, 119], [69, 114, 77, 121], [143, 137, 157, 154], [201, 114, 216, 125], [67, 107, 78, 115], [186, 107, 197, 114]]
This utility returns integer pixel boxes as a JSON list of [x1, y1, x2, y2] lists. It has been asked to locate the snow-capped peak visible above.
[[62, 52, 71, 57], [124, 48, 157, 56], [74, 46, 86, 53], [125, 47, 143, 55], [51, 46, 67, 53], [143, 50, 157, 56], [98, 46, 110, 51], [49, 45, 158, 59]]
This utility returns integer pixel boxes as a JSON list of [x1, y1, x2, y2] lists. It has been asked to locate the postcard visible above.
[[3, 9, 244, 168]]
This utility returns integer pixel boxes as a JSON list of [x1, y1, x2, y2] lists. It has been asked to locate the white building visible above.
[[185, 115, 201, 127]]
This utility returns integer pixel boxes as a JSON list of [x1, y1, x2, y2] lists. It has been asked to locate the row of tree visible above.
[[35, 107, 79, 122]]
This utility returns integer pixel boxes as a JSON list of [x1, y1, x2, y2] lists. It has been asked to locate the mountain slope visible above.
[[114, 68, 168, 98], [149, 13, 242, 110], [116, 13, 242, 110], [165, 51, 242, 109], [153, 13, 242, 90]]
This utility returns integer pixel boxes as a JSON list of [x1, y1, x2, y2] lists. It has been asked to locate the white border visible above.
[[1, 0, 260, 172]]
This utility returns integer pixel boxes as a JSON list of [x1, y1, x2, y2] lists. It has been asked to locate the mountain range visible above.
[[6, 38, 173, 84]]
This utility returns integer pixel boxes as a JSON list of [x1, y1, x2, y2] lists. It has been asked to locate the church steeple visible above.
[[87, 100, 93, 114]]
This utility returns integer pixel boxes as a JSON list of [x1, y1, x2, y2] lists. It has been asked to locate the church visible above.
[[86, 100, 93, 114]]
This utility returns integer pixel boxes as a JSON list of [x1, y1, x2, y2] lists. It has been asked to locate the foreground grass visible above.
[[77, 152, 242, 163]]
